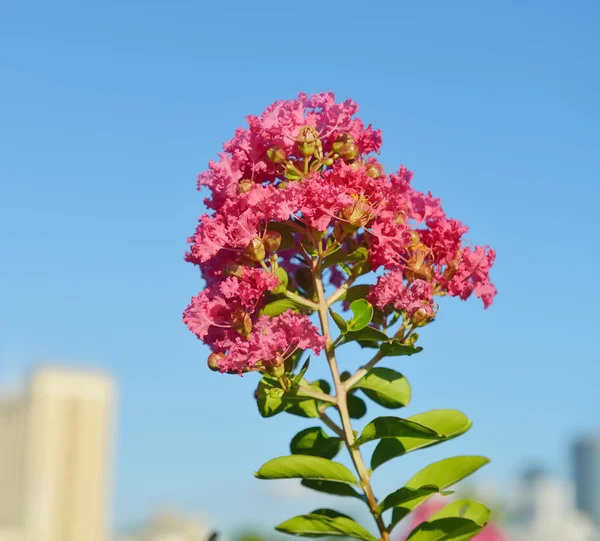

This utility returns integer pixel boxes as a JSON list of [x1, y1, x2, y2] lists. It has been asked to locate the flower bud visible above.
[[277, 181, 288, 190], [332, 133, 355, 154], [263, 231, 282, 252], [266, 145, 287, 164], [231, 308, 253, 335], [410, 231, 421, 246], [297, 126, 319, 158], [365, 162, 383, 179], [222, 263, 244, 278], [238, 178, 253, 194], [411, 307, 429, 325], [208, 352, 225, 371], [245, 237, 266, 261], [324, 157, 334, 166], [340, 142, 359, 162]]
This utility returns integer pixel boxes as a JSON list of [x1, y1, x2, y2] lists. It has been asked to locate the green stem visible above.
[[312, 257, 389, 541], [342, 350, 384, 391], [326, 272, 359, 307], [344, 323, 413, 390], [317, 406, 345, 439], [281, 289, 319, 311], [296, 384, 337, 405]]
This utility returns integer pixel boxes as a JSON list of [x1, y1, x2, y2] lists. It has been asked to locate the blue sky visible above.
[[1, 0, 599, 535]]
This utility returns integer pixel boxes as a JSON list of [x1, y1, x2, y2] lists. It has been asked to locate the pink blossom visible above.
[[184, 91, 497, 374], [183, 267, 280, 341], [369, 274, 435, 317], [212, 311, 327, 374], [446, 246, 497, 308]]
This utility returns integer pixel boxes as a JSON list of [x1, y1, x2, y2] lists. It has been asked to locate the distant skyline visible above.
[[1, 0, 599, 534]]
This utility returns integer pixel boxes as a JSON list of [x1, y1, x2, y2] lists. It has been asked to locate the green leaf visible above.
[[347, 299, 374, 332], [390, 457, 490, 526], [255, 455, 358, 485], [276, 509, 376, 540], [356, 340, 381, 349], [405, 456, 490, 491], [261, 298, 307, 317], [371, 410, 472, 470], [355, 416, 439, 447], [329, 309, 348, 334], [301, 480, 365, 500], [380, 340, 423, 357], [405, 518, 483, 541], [431, 499, 490, 525], [285, 380, 330, 418], [339, 284, 371, 304], [350, 368, 411, 409], [292, 357, 311, 388], [290, 427, 342, 460], [340, 326, 388, 346], [324, 246, 369, 269], [272, 267, 289, 294], [255, 377, 286, 418], [378, 485, 440, 514], [405, 500, 490, 541], [347, 393, 367, 419], [285, 165, 303, 181]]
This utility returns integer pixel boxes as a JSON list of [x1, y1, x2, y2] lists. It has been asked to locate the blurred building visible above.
[[510, 468, 600, 541], [0, 366, 116, 541], [574, 435, 600, 528], [115, 511, 215, 541]]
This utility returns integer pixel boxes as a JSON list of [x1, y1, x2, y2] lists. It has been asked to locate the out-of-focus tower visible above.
[[574, 435, 600, 528], [0, 392, 28, 541], [24, 367, 116, 541], [0, 366, 116, 541]]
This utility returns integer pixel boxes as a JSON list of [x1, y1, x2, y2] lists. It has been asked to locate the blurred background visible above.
[[1, 1, 599, 540]]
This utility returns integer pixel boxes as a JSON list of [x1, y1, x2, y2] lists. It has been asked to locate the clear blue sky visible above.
[[1, 0, 599, 535]]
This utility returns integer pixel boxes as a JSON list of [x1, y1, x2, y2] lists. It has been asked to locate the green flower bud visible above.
[[207, 352, 225, 371], [324, 157, 334, 166], [332, 133, 355, 154], [297, 126, 319, 158], [410, 231, 421, 245], [238, 178, 254, 193], [244, 237, 266, 261], [277, 181, 289, 190], [263, 231, 282, 252], [365, 162, 383, 179], [266, 145, 287, 164], [340, 142, 359, 162], [222, 263, 244, 278], [412, 308, 435, 327]]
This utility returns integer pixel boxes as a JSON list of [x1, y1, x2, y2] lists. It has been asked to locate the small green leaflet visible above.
[[255, 455, 359, 485], [350, 368, 411, 409], [276, 509, 376, 541]]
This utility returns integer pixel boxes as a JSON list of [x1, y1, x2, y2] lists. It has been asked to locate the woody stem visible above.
[[312, 256, 389, 541]]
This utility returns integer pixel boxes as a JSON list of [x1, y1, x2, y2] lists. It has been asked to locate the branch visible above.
[[281, 289, 319, 311], [295, 384, 337, 405]]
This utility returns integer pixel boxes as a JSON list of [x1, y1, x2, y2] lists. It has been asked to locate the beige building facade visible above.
[[0, 366, 116, 541]]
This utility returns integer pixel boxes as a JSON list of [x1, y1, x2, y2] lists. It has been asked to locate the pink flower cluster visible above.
[[184, 92, 496, 372]]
